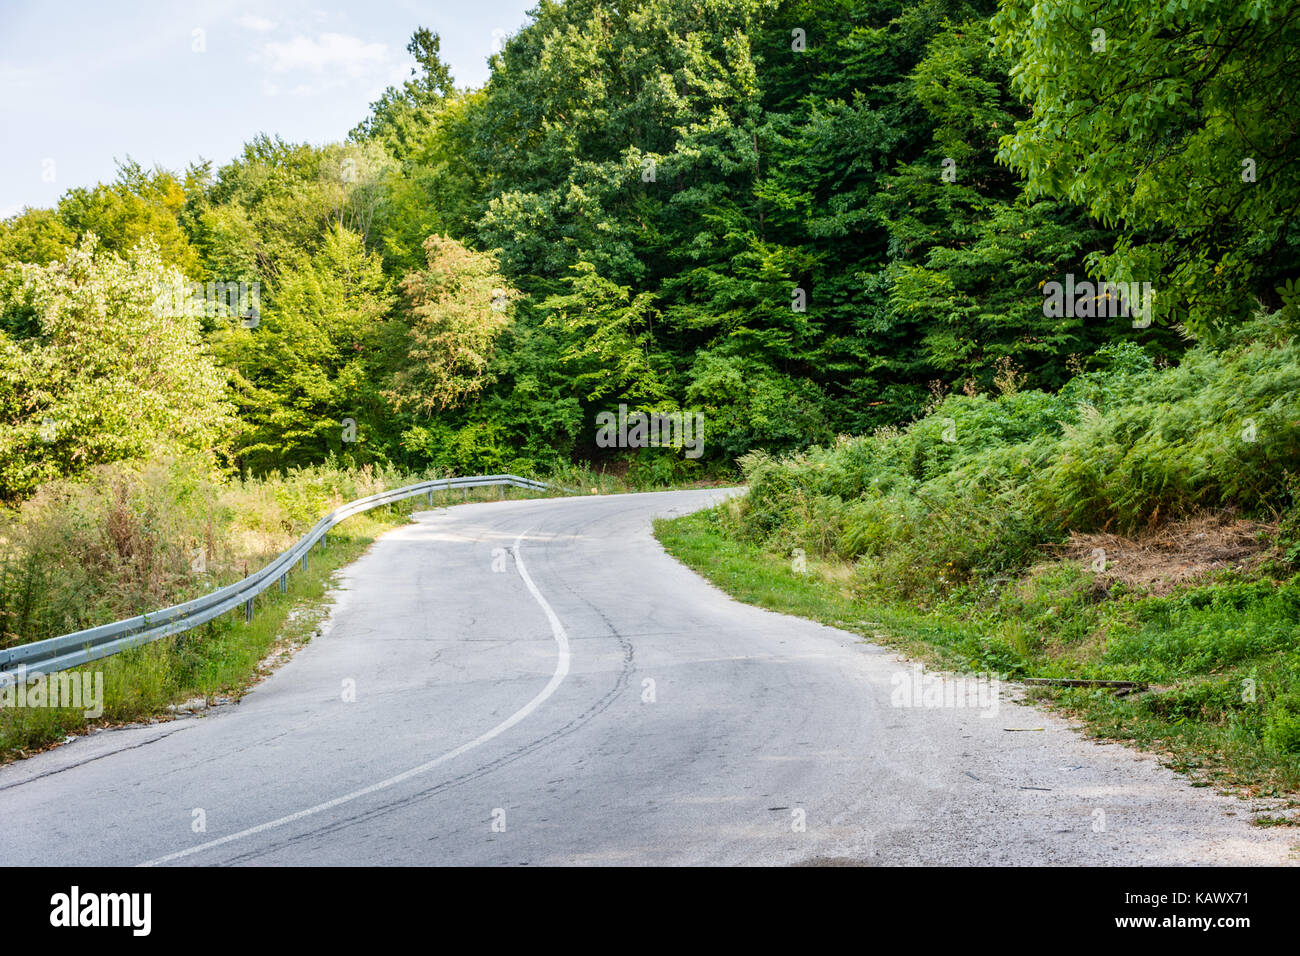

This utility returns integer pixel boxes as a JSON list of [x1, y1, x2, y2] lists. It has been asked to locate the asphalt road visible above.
[[0, 489, 1293, 865]]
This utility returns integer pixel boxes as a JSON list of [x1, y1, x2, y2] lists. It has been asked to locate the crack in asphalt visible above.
[[0, 725, 192, 793]]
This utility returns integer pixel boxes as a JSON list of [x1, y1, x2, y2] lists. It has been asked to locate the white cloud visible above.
[[236, 14, 277, 32], [260, 32, 389, 77]]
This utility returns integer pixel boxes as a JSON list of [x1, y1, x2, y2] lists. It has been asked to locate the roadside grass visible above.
[[0, 485, 541, 762], [656, 506, 1300, 799]]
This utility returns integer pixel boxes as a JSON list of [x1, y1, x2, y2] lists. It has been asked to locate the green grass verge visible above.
[[656, 506, 1300, 799]]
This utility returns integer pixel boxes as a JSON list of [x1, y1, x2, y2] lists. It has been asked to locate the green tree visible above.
[[213, 225, 397, 473], [388, 235, 515, 414], [541, 261, 667, 407], [993, 0, 1300, 335], [0, 236, 231, 499], [0, 208, 76, 267], [351, 27, 457, 160], [57, 159, 199, 273], [369, 92, 487, 273]]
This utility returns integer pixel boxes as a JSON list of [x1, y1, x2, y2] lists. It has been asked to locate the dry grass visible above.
[[1053, 511, 1273, 595]]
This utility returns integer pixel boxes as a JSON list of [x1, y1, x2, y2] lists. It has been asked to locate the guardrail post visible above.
[[279, 574, 287, 594], [244, 598, 254, 623], [427, 490, 433, 506], [302, 552, 308, 572]]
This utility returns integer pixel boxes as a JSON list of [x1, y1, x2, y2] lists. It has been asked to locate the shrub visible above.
[[733, 314, 1300, 602]]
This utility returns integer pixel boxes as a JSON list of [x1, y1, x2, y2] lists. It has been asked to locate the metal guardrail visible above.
[[0, 474, 564, 688]]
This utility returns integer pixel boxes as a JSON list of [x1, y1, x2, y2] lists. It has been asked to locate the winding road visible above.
[[0, 489, 1293, 865]]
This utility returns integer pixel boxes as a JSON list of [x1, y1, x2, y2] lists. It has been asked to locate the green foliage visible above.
[[0, 454, 228, 644], [993, 0, 1300, 336], [2, 4, 1293, 487], [542, 262, 666, 406], [193, 136, 390, 288], [368, 92, 487, 272], [1038, 337, 1300, 531], [56, 160, 200, 273], [351, 27, 457, 158], [0, 208, 76, 266], [733, 319, 1300, 602], [212, 225, 397, 474], [0, 237, 233, 499], [388, 234, 514, 414], [686, 349, 833, 460]]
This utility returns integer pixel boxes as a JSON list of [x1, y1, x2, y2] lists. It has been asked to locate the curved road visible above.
[[0, 489, 1293, 865]]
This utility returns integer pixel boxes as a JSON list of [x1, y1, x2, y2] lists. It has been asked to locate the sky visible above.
[[0, 0, 540, 218]]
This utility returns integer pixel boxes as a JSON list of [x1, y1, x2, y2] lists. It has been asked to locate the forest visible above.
[[5, 0, 1294, 497]]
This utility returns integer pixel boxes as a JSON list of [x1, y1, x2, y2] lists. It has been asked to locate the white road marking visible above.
[[140, 529, 570, 866]]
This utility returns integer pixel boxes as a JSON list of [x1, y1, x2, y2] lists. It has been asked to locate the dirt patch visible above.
[[1054, 512, 1274, 595]]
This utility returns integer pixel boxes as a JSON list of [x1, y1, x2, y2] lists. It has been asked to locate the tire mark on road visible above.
[[139, 527, 569, 867]]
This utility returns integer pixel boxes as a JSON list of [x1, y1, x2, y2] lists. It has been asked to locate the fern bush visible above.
[[735, 316, 1300, 601]]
